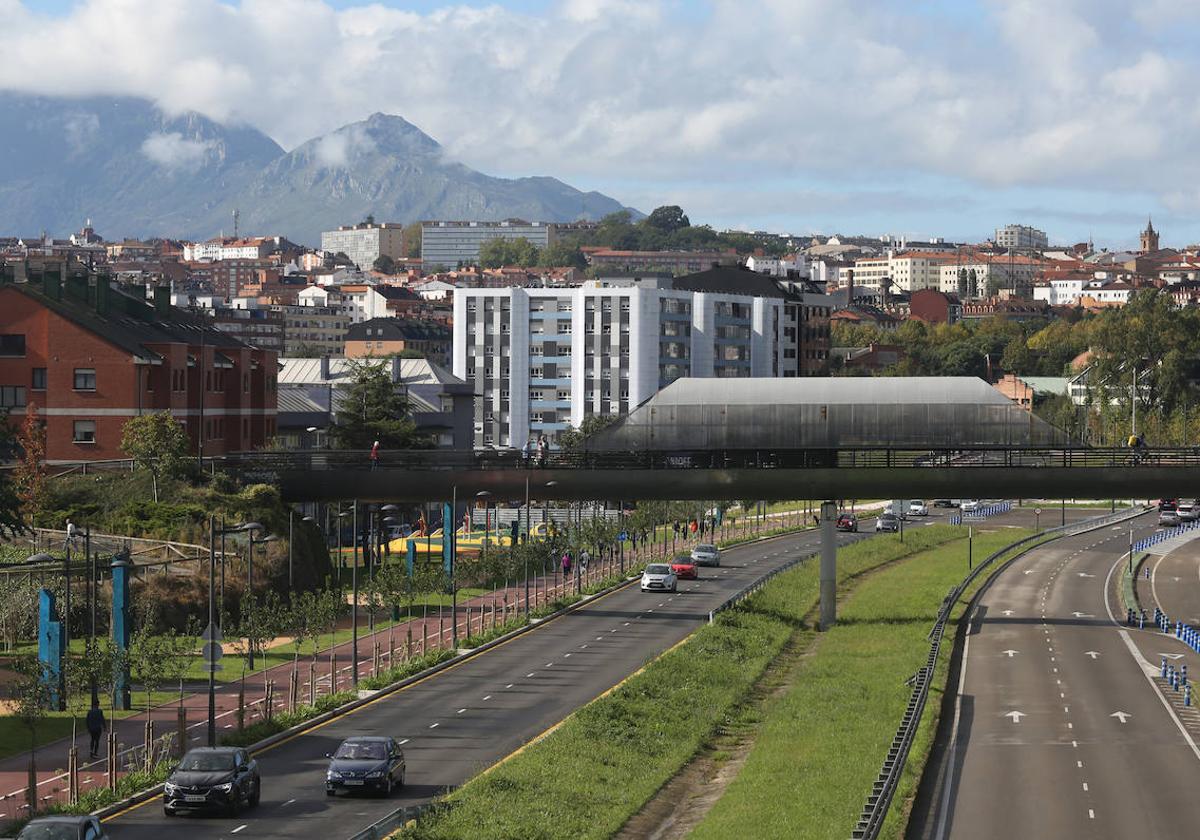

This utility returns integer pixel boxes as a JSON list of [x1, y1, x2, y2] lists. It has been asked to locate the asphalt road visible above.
[[1145, 534, 1200, 626], [103, 508, 961, 839], [910, 510, 1200, 839]]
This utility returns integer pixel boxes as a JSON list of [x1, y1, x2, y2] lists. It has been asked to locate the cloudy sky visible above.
[[5, 0, 1200, 248]]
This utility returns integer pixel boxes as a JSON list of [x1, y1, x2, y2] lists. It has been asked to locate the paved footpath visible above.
[[0, 518, 791, 821]]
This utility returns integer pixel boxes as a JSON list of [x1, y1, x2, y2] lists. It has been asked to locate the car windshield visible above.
[[882, 514, 897, 521], [696, 544, 716, 553], [645, 565, 670, 575], [178, 751, 236, 771], [334, 741, 387, 760], [18, 824, 80, 840]]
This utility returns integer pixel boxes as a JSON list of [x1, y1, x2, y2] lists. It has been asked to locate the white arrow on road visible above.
[[1023, 570, 1035, 575], [1072, 612, 1095, 618], [1004, 710, 1026, 723], [1084, 651, 1101, 659], [1077, 572, 1095, 578], [1160, 653, 1185, 660], [1111, 711, 1132, 724], [1002, 609, 1015, 616], [1002, 650, 1019, 658]]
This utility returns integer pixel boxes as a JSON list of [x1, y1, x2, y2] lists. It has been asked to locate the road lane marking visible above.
[[457, 708, 467, 714], [526, 673, 535, 678], [282, 799, 295, 807], [1089, 809, 1095, 819], [232, 826, 247, 834], [1082, 782, 1089, 791], [398, 739, 409, 745], [483, 695, 492, 700], [429, 722, 439, 729], [505, 684, 514, 689]]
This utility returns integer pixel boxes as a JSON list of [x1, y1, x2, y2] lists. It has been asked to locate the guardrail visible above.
[[947, 500, 1013, 525], [1133, 519, 1200, 551], [848, 504, 1148, 840], [348, 802, 438, 840]]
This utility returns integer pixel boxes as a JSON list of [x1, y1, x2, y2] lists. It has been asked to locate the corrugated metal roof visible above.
[[643, 376, 1015, 407], [279, 357, 463, 387]]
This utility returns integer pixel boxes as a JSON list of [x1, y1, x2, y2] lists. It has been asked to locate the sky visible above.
[[5, 0, 1200, 249]]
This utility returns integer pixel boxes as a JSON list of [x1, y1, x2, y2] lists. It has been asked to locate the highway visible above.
[[104, 508, 954, 839], [911, 511, 1200, 839]]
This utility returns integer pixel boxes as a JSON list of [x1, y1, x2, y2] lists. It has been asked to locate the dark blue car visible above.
[[326, 736, 406, 797]]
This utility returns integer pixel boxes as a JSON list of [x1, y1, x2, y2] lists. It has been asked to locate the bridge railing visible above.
[[217, 446, 1200, 475]]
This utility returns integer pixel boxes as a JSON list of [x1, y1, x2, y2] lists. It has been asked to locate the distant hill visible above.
[[0, 94, 637, 244]]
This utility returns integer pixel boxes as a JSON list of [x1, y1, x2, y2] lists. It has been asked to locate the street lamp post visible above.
[[524, 476, 531, 619], [236, 522, 274, 671], [451, 485, 458, 650], [352, 500, 360, 687]]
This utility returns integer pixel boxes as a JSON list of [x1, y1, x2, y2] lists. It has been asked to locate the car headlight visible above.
[[215, 782, 234, 793], [366, 771, 384, 779], [163, 782, 178, 795], [327, 770, 341, 780]]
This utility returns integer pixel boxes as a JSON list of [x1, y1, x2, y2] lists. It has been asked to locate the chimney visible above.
[[319, 355, 331, 380], [42, 263, 63, 300], [93, 273, 111, 316], [153, 285, 170, 318], [391, 355, 403, 383]]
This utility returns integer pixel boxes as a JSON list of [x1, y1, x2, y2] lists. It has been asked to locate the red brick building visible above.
[[0, 261, 277, 463], [908, 289, 962, 325]]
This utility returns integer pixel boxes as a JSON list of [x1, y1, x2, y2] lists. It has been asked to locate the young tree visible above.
[[330, 359, 427, 449], [6, 654, 52, 815], [479, 237, 539, 268], [556, 414, 619, 452], [12, 403, 46, 523], [644, 205, 691, 234], [120, 412, 191, 502]]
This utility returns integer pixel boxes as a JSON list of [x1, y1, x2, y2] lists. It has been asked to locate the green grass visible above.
[[690, 528, 1033, 840], [399, 525, 969, 840]]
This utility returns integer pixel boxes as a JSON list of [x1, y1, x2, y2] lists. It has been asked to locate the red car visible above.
[[836, 514, 858, 532], [670, 555, 699, 580]]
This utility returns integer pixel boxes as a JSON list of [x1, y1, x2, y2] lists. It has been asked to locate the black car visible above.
[[163, 747, 260, 816], [17, 816, 108, 840], [326, 736, 406, 797], [933, 499, 956, 508], [875, 513, 900, 533]]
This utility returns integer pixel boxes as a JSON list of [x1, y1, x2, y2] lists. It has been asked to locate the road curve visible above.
[[105, 510, 955, 839], [911, 512, 1200, 839]]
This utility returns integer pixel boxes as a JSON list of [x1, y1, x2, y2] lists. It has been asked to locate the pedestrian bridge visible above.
[[229, 446, 1198, 502]]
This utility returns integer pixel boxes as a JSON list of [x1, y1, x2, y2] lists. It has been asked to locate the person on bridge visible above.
[[370, 440, 380, 471], [522, 438, 534, 468], [86, 699, 106, 759], [537, 435, 549, 468]]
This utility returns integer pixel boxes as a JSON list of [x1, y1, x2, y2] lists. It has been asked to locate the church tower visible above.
[[1140, 217, 1160, 253]]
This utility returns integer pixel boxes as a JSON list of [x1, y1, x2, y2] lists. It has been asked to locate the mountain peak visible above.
[[355, 112, 441, 153]]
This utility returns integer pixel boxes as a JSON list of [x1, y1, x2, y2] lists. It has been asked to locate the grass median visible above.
[[689, 527, 1034, 840], [399, 525, 968, 840]]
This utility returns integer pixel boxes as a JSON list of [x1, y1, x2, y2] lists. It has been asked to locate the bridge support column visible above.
[[820, 501, 837, 631]]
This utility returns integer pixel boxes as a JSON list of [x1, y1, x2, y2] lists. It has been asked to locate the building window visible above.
[[73, 420, 96, 444], [73, 368, 97, 391], [0, 386, 26, 408], [0, 335, 25, 357], [31, 368, 46, 390]]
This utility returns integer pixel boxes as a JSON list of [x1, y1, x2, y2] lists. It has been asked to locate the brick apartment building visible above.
[[0, 261, 277, 462]]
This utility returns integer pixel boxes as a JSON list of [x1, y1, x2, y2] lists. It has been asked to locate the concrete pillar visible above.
[[820, 501, 837, 631]]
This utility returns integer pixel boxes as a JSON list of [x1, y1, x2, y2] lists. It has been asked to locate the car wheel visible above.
[[398, 770, 405, 788], [383, 775, 394, 797], [326, 788, 336, 797], [250, 780, 261, 808], [228, 788, 243, 817], [163, 807, 173, 818], [671, 583, 677, 593]]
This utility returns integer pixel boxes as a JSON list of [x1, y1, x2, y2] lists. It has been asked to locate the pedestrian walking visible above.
[[538, 434, 549, 468], [580, 550, 590, 574], [66, 518, 76, 545], [561, 551, 572, 579], [522, 438, 534, 468], [369, 440, 380, 471], [85, 699, 106, 759]]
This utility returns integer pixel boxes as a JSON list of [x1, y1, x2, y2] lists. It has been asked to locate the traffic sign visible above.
[[201, 622, 222, 643], [201, 641, 224, 663]]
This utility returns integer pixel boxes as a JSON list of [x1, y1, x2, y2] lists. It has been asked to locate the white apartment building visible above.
[[937, 255, 1044, 299], [995, 224, 1048, 251], [453, 280, 782, 448], [849, 253, 944, 294], [320, 223, 407, 270], [1033, 278, 1086, 306], [423, 221, 555, 269], [183, 237, 276, 262]]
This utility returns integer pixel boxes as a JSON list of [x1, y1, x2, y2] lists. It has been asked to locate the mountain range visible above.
[[0, 93, 636, 245]]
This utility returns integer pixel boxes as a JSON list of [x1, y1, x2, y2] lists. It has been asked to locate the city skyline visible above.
[[6, 1, 1200, 247]]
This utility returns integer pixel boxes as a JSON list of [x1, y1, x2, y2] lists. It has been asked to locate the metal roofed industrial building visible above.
[[581, 376, 1069, 452]]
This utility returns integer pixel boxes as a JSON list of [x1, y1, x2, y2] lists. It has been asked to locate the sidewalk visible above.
[[0, 513, 802, 820]]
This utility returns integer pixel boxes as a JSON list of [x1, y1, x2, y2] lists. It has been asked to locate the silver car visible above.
[[690, 543, 721, 566], [1159, 509, 1182, 527], [1178, 503, 1198, 522]]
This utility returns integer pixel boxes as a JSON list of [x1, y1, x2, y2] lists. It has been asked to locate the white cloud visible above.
[[3, 0, 1200, 235], [312, 124, 377, 168], [141, 132, 216, 170]]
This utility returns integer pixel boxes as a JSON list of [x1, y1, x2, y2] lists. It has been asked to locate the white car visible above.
[[1178, 503, 1198, 522], [909, 500, 929, 517], [641, 563, 678, 593], [960, 500, 981, 513]]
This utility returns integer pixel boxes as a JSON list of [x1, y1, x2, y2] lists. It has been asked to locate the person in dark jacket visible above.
[[86, 699, 106, 759]]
